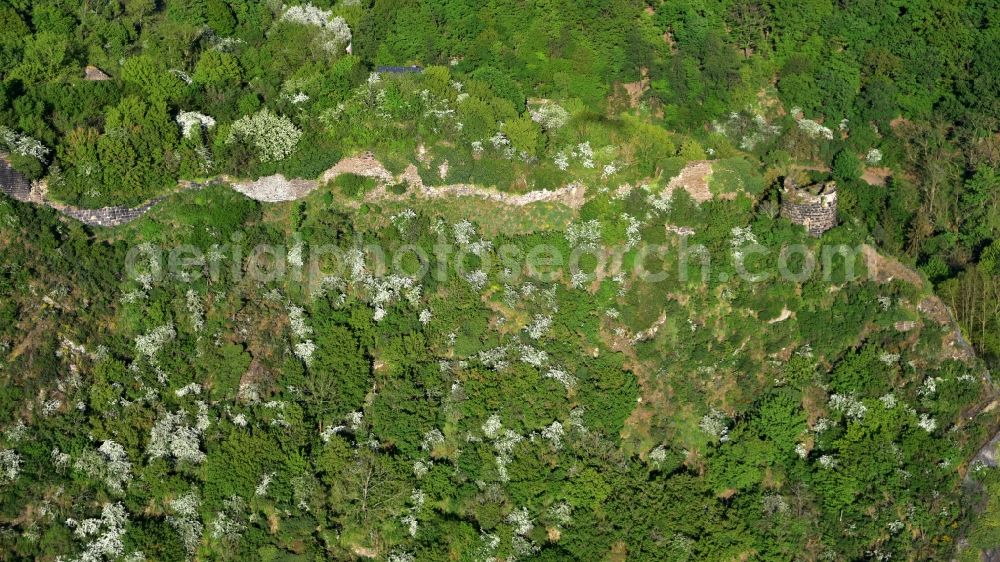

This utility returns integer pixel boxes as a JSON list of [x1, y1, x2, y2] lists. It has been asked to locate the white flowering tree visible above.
[[0, 449, 21, 483], [168, 489, 204, 555], [226, 109, 302, 162], [529, 103, 570, 131], [0, 125, 50, 162], [176, 111, 216, 140], [280, 4, 352, 54], [148, 410, 207, 464]]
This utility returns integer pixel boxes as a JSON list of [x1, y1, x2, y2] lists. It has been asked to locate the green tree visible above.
[[832, 149, 861, 183], [206, 0, 237, 35], [193, 50, 243, 87], [502, 115, 541, 157]]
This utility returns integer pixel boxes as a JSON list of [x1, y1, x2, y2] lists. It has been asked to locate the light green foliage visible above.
[[122, 55, 187, 102], [0, 1, 996, 561], [193, 50, 243, 87], [501, 115, 541, 157]]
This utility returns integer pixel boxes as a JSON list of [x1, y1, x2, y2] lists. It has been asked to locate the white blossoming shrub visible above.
[[917, 413, 937, 433], [729, 226, 759, 261], [622, 213, 642, 250], [878, 351, 900, 365], [711, 111, 781, 151], [464, 269, 488, 291], [281, 4, 352, 53], [699, 408, 730, 441], [421, 428, 445, 451], [544, 368, 576, 390], [506, 507, 533, 535], [64, 502, 135, 562], [524, 314, 552, 340], [4, 420, 26, 442], [294, 341, 316, 364], [553, 151, 569, 170], [795, 116, 834, 140], [413, 460, 431, 478], [288, 240, 305, 267], [168, 490, 203, 554], [574, 141, 595, 168], [226, 109, 302, 162], [829, 393, 867, 420], [176, 111, 216, 139], [548, 502, 572, 526], [401, 513, 418, 537], [281, 3, 333, 26], [135, 324, 176, 359], [185, 290, 205, 332], [492, 429, 523, 481], [541, 421, 564, 449], [481, 414, 503, 439], [211, 496, 247, 542], [73, 441, 133, 495], [148, 410, 206, 464], [0, 449, 21, 483], [648, 445, 669, 468], [419, 309, 432, 325], [565, 220, 602, 250], [529, 103, 570, 130], [0, 125, 50, 161], [518, 344, 548, 367], [52, 447, 71, 470]]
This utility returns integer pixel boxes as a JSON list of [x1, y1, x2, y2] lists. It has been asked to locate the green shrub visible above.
[[332, 173, 378, 198]]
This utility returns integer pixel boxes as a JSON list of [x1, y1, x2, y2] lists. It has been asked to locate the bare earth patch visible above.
[[861, 244, 975, 362], [862, 166, 892, 186], [767, 307, 794, 324], [861, 244, 924, 287], [666, 160, 714, 203]]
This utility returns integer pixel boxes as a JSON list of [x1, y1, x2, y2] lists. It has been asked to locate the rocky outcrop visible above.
[[231, 175, 317, 203], [84, 65, 111, 81]]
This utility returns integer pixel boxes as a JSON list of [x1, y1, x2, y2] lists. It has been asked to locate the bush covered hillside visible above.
[[0, 1, 998, 561]]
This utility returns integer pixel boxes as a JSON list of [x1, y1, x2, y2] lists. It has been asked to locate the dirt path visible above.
[[231, 152, 588, 209]]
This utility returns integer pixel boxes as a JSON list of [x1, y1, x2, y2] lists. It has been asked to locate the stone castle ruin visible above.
[[780, 176, 837, 236], [0, 153, 189, 227], [0, 154, 32, 202]]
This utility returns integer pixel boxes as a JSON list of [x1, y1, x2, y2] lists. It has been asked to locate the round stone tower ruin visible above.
[[780, 176, 838, 236], [0, 154, 32, 202]]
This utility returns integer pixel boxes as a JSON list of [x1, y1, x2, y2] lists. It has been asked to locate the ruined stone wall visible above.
[[58, 198, 166, 227], [780, 178, 838, 236], [781, 198, 837, 236], [0, 156, 32, 202], [1, 162, 210, 227]]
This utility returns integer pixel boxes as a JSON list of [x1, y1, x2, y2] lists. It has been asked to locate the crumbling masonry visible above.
[[780, 177, 838, 236]]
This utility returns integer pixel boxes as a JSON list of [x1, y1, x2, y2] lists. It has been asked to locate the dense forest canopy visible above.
[[0, 0, 998, 560]]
